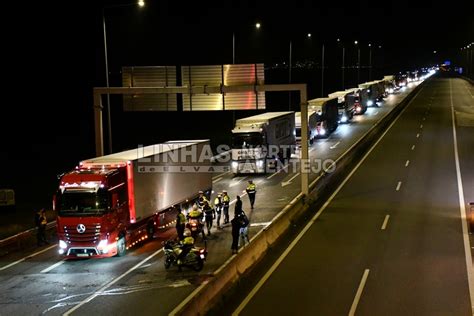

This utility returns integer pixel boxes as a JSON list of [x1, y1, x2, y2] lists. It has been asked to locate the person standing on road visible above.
[[231, 215, 241, 254], [246, 180, 257, 209], [238, 211, 250, 247], [214, 193, 222, 229], [176, 208, 186, 240], [203, 201, 215, 236], [35, 208, 48, 246], [234, 195, 243, 218], [222, 190, 230, 224]]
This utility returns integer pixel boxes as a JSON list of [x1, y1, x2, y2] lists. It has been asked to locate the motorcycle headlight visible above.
[[319, 128, 326, 136], [367, 100, 374, 106]]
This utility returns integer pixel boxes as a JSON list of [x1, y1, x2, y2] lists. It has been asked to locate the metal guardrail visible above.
[[0, 221, 56, 254]]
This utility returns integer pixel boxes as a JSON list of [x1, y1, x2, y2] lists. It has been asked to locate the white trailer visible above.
[[231, 112, 296, 174]]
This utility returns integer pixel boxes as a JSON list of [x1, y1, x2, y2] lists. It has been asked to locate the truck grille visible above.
[[64, 224, 101, 244]]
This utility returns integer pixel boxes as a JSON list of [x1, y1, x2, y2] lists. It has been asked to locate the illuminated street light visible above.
[[138, 0, 145, 7], [256, 22, 261, 29], [307, 33, 312, 38], [354, 40, 358, 45]]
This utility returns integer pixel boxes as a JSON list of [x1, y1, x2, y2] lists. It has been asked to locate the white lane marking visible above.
[[231, 87, 424, 315], [250, 222, 272, 227], [449, 79, 474, 312], [281, 172, 300, 187], [330, 141, 341, 149], [229, 192, 248, 206], [63, 248, 163, 315], [230, 177, 247, 188], [411, 145, 415, 151], [266, 164, 290, 180], [396, 181, 402, 191], [213, 177, 223, 183], [463, 82, 474, 98], [405, 160, 410, 167], [381, 215, 390, 230], [373, 111, 379, 115], [420, 124, 423, 129], [416, 133, 420, 138], [212, 171, 230, 180], [349, 269, 370, 316], [41, 259, 66, 273], [0, 244, 56, 271]]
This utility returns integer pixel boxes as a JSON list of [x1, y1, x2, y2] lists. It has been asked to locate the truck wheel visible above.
[[147, 222, 155, 240], [116, 236, 126, 257]]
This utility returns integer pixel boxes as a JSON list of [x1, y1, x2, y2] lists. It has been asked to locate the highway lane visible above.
[[0, 82, 422, 315], [232, 77, 473, 315]]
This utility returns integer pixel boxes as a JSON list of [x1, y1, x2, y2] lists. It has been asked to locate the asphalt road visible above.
[[231, 77, 474, 315], [0, 81, 425, 315]]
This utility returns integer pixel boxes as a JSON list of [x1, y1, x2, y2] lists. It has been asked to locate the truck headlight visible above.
[[256, 160, 264, 168], [231, 161, 238, 169], [59, 240, 67, 249], [98, 239, 108, 249]]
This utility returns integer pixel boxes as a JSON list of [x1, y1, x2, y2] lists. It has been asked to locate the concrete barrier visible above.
[[172, 81, 427, 315], [0, 221, 56, 256]]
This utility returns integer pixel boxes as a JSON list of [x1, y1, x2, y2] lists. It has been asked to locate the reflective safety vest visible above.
[[188, 210, 203, 218], [246, 183, 256, 194], [182, 236, 194, 245], [177, 213, 186, 225], [222, 195, 230, 205], [214, 197, 221, 206]]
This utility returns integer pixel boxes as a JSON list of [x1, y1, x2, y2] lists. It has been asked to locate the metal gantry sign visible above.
[[92, 83, 310, 195]]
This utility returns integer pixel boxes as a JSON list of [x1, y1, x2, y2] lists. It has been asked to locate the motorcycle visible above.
[[163, 240, 207, 271], [186, 215, 206, 239]]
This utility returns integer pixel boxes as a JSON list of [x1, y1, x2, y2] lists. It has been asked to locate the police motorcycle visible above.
[[163, 238, 207, 271], [186, 204, 206, 239]]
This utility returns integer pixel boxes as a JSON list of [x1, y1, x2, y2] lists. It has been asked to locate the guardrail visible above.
[[171, 81, 427, 315], [0, 221, 56, 256]]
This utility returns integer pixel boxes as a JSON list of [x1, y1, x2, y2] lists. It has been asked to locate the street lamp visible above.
[[337, 38, 345, 90], [368, 43, 372, 81], [102, 1, 145, 154], [233, 21, 261, 64], [355, 40, 360, 83]]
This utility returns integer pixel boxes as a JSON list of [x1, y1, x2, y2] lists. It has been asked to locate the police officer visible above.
[[197, 191, 210, 209], [214, 193, 223, 229], [222, 190, 230, 224], [203, 200, 215, 236], [177, 229, 195, 266], [246, 180, 257, 209], [176, 208, 186, 240]]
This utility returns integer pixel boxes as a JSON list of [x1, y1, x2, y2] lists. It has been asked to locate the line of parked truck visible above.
[[53, 69, 432, 259]]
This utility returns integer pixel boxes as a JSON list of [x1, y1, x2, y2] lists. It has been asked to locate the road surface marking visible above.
[[420, 124, 423, 129], [330, 141, 341, 149], [416, 133, 420, 138], [463, 82, 474, 98], [231, 87, 425, 315], [212, 171, 230, 180], [381, 215, 390, 230], [373, 111, 379, 115], [281, 172, 300, 187], [0, 244, 56, 271], [63, 248, 164, 315], [396, 181, 402, 191], [229, 192, 248, 206], [250, 222, 272, 227], [411, 145, 415, 150], [405, 160, 410, 167], [213, 177, 223, 183], [41, 259, 65, 273], [266, 164, 290, 180], [349, 269, 370, 316], [449, 79, 474, 312]]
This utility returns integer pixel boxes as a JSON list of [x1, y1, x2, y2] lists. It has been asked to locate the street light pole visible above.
[[289, 40, 292, 110], [232, 31, 235, 64], [102, 9, 113, 155], [321, 44, 325, 97], [368, 43, 372, 81], [342, 46, 345, 90], [357, 46, 361, 83]]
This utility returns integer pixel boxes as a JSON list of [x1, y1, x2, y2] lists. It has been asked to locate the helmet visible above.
[[198, 190, 204, 194], [183, 228, 191, 237], [217, 193, 221, 197], [222, 190, 227, 193]]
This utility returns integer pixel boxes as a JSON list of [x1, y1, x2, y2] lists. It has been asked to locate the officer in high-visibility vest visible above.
[[222, 191, 230, 224], [176, 208, 186, 240], [246, 180, 257, 209], [214, 193, 223, 228]]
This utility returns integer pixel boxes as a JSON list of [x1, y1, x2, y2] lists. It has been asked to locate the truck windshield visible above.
[[58, 190, 109, 216], [232, 133, 263, 148]]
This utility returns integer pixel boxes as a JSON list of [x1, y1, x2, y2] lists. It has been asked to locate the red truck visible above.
[[54, 140, 212, 258]]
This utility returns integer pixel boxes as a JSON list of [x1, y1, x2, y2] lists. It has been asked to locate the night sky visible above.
[[1, 0, 472, 210]]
